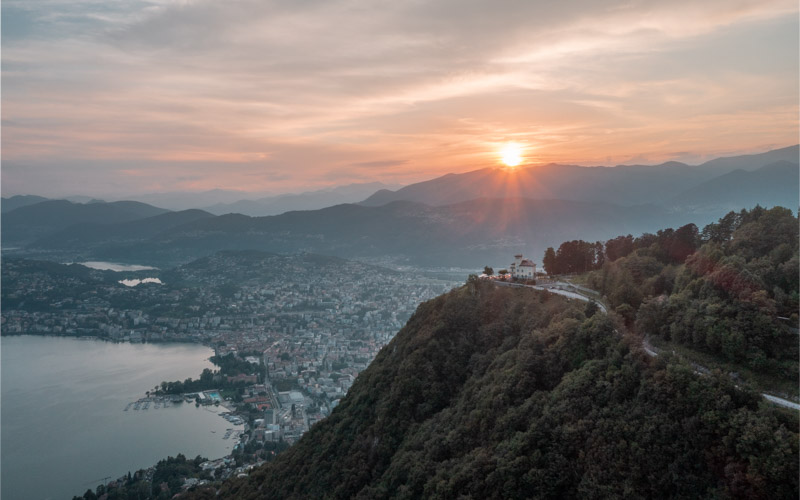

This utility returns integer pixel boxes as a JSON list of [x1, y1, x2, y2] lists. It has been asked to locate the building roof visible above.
[[519, 260, 535, 267]]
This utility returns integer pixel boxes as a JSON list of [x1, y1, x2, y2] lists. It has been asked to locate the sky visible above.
[[2, 0, 798, 198]]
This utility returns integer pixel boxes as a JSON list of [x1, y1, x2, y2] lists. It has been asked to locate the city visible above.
[[2, 251, 460, 491]]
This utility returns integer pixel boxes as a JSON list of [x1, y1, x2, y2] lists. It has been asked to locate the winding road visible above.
[[490, 278, 799, 411]]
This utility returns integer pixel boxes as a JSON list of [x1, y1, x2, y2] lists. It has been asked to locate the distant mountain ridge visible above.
[[78, 197, 695, 268], [696, 144, 799, 171], [112, 189, 254, 211], [667, 160, 799, 214], [1, 195, 50, 213], [3, 146, 796, 267], [1, 200, 170, 245], [360, 145, 799, 208], [202, 182, 402, 216], [98, 182, 403, 214], [31, 209, 214, 250]]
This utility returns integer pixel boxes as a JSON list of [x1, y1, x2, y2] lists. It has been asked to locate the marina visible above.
[[121, 394, 247, 447], [125, 395, 185, 411]]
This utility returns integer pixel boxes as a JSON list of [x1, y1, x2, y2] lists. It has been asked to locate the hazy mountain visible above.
[[1, 195, 50, 213], [208, 282, 798, 499], [697, 144, 799, 172], [2, 195, 109, 214], [78, 198, 695, 268], [31, 209, 214, 250], [64, 196, 105, 204], [203, 182, 403, 216], [361, 146, 798, 208], [8, 147, 796, 266], [1, 200, 170, 245], [117, 189, 259, 211], [667, 160, 800, 214], [360, 162, 705, 208]]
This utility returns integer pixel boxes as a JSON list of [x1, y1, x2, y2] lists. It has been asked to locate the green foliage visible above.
[[579, 207, 799, 379], [152, 454, 207, 497], [635, 207, 799, 376], [604, 234, 634, 261], [584, 300, 599, 318], [542, 247, 557, 275], [75, 455, 211, 500], [205, 282, 797, 499], [159, 354, 259, 394], [210, 354, 259, 377], [160, 368, 217, 394], [544, 240, 604, 275]]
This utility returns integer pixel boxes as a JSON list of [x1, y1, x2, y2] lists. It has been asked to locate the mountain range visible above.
[[361, 145, 798, 208], [30, 209, 215, 251], [2, 146, 796, 267], [201, 182, 402, 216], [1, 200, 169, 247], [666, 160, 798, 214], [99, 197, 698, 267], [109, 189, 257, 212], [1, 195, 50, 213]]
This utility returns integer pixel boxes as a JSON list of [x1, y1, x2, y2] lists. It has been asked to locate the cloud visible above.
[[350, 160, 409, 169], [2, 0, 797, 196]]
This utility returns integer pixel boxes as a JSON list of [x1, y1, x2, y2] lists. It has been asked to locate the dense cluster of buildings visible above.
[[2, 253, 459, 466]]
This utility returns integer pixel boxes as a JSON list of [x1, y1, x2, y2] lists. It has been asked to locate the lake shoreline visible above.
[[1, 330, 205, 346], [1, 335, 239, 500]]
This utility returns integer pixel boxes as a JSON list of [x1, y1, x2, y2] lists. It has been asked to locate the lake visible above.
[[1, 336, 244, 500], [77, 261, 158, 272]]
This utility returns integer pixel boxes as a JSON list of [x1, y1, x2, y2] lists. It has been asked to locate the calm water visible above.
[[1, 336, 243, 500], [77, 261, 158, 272]]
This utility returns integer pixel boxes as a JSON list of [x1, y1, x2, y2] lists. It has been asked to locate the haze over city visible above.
[[3, 0, 798, 198]]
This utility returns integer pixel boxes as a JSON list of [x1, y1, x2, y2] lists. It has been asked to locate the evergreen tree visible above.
[[542, 247, 557, 275]]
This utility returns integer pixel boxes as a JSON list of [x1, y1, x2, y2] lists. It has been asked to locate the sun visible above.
[[500, 143, 523, 168]]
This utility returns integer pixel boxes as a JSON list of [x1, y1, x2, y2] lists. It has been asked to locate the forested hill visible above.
[[540, 206, 798, 384], [194, 281, 798, 499]]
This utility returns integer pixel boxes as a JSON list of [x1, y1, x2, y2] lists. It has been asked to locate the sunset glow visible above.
[[1, 0, 798, 197], [500, 143, 523, 168]]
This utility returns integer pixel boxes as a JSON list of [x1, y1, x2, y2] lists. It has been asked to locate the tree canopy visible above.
[[203, 279, 797, 499], [579, 206, 798, 378]]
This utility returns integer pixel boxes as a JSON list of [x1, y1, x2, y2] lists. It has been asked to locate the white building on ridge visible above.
[[510, 254, 536, 281]]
